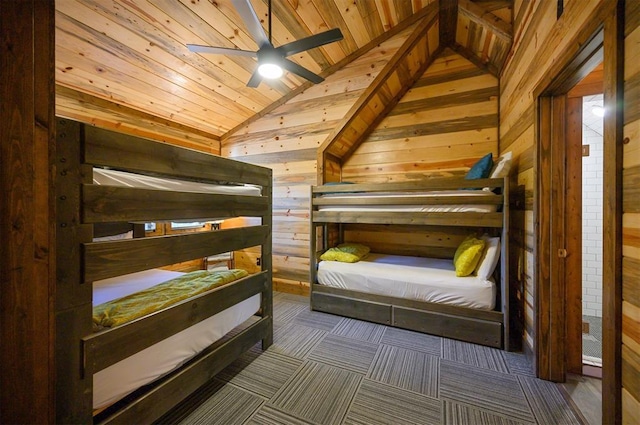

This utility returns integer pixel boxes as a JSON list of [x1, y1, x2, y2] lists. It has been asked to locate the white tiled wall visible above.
[[582, 95, 603, 318]]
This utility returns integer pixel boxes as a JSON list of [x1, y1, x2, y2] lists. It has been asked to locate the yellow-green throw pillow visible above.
[[453, 236, 485, 277], [320, 243, 370, 263]]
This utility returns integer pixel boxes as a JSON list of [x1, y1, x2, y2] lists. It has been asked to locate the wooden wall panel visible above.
[[343, 49, 499, 183], [623, 3, 640, 422], [56, 86, 220, 154], [1, 1, 56, 423], [223, 26, 415, 294]]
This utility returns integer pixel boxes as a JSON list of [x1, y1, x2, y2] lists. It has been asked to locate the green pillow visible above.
[[320, 243, 370, 263], [453, 236, 486, 277]]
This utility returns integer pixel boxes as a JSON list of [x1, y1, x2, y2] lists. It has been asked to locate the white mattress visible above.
[[93, 269, 260, 409], [93, 167, 261, 196], [317, 253, 495, 310], [317, 190, 498, 213]]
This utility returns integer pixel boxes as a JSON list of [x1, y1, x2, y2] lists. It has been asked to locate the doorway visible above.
[[534, 4, 624, 422], [580, 92, 604, 371]]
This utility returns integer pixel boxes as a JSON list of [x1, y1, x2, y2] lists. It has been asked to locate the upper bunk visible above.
[[310, 177, 508, 228]]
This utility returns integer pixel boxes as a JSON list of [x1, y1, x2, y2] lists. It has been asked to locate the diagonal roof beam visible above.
[[439, 0, 459, 47], [318, 3, 440, 183], [458, 0, 512, 42]]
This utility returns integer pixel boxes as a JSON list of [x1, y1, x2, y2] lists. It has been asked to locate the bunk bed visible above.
[[309, 176, 513, 350], [55, 119, 273, 424]]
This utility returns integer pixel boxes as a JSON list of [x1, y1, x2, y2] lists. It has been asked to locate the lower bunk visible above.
[[311, 250, 505, 349], [89, 267, 271, 424]]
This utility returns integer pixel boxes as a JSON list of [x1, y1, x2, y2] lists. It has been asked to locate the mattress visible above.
[[317, 253, 495, 310], [93, 167, 261, 196], [317, 190, 499, 213], [93, 269, 260, 409]]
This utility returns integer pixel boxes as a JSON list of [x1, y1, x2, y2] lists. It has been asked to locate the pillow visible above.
[[453, 236, 485, 277], [320, 243, 370, 263], [93, 230, 133, 242], [489, 151, 513, 179], [475, 236, 501, 279], [464, 153, 493, 180]]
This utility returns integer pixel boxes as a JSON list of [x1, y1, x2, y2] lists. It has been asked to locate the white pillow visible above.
[[93, 230, 133, 242], [475, 236, 501, 279], [489, 151, 513, 179]]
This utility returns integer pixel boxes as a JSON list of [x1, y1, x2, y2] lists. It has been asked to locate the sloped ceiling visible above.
[[54, 0, 512, 149]]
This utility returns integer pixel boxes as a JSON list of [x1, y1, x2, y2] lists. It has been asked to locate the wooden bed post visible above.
[[262, 170, 274, 349], [55, 119, 94, 423]]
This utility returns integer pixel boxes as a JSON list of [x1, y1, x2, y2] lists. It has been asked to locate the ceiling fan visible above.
[[187, 0, 344, 88]]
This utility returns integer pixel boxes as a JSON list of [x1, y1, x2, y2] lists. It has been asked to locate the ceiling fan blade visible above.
[[187, 44, 257, 57], [232, 0, 271, 49], [246, 69, 263, 88], [280, 58, 324, 84], [276, 28, 344, 57]]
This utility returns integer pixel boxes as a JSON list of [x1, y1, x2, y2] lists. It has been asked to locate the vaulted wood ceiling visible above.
[[54, 0, 512, 149]]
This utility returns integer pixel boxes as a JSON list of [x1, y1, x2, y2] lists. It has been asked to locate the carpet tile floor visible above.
[[156, 292, 583, 425]]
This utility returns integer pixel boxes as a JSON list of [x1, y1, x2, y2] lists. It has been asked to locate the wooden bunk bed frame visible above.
[[55, 119, 273, 424], [309, 177, 513, 350]]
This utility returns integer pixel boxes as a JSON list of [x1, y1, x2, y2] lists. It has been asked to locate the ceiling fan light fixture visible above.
[[258, 62, 283, 79]]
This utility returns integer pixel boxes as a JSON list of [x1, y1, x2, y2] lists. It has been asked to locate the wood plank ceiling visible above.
[[54, 0, 512, 149]]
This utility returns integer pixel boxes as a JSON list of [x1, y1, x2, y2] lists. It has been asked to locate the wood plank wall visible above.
[[56, 87, 221, 154], [623, 1, 640, 421], [499, 0, 612, 357], [0, 1, 56, 423], [222, 25, 417, 294], [342, 49, 499, 183]]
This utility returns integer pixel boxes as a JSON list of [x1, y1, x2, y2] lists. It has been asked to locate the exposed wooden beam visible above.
[[458, 0, 512, 41], [318, 3, 440, 183], [440, 0, 458, 47]]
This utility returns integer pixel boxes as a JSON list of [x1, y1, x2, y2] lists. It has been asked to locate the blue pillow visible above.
[[465, 153, 493, 180]]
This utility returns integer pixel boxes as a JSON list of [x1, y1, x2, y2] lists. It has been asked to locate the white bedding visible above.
[[93, 269, 260, 409], [317, 253, 495, 310], [93, 168, 261, 196], [317, 190, 498, 213]]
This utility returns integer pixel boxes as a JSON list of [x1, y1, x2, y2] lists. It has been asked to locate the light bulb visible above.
[[258, 63, 283, 79], [591, 106, 605, 117]]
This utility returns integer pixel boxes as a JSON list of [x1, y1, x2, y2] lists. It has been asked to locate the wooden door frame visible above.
[[533, 2, 624, 423]]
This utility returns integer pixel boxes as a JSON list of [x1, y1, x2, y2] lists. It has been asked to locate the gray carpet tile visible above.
[[501, 351, 536, 377], [443, 339, 510, 373], [518, 375, 582, 425], [368, 344, 440, 398], [271, 323, 326, 359], [307, 333, 380, 374], [246, 405, 316, 425], [161, 380, 265, 425], [274, 302, 308, 327], [331, 317, 387, 343], [292, 308, 344, 331], [268, 360, 362, 425], [439, 359, 535, 423], [159, 292, 586, 424], [443, 400, 534, 425], [217, 350, 304, 398], [380, 326, 443, 356], [343, 378, 441, 425]]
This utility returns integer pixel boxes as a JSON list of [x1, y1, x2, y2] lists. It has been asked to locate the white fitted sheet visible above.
[[93, 168, 261, 196], [317, 190, 499, 213], [93, 269, 260, 409], [317, 253, 495, 310]]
